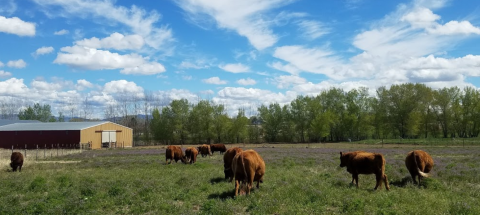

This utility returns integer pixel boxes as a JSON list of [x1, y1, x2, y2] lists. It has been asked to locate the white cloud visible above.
[[273, 45, 341, 78], [268, 61, 300, 75], [33, 46, 54, 57], [182, 75, 192, 80], [54, 45, 166, 75], [54, 29, 69, 35], [179, 60, 211, 69], [297, 20, 329, 40], [120, 62, 166, 75], [0, 78, 30, 96], [76, 32, 145, 50], [0, 16, 35, 36], [0, 61, 3, 67], [401, 7, 439, 28], [76, 79, 94, 91], [31, 80, 63, 91], [0, 70, 12, 78], [202, 77, 227, 85], [219, 63, 250, 73], [33, 0, 173, 49], [176, 0, 294, 50], [0, 0, 17, 15], [237, 78, 257, 86], [428, 21, 480, 35], [154, 88, 199, 102], [272, 75, 306, 89], [7, 59, 27, 68], [103, 80, 144, 96]]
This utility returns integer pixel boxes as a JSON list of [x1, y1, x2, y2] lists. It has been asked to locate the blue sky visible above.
[[1, 0, 480, 118]]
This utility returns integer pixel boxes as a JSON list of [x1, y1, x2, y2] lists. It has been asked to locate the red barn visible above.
[[0, 121, 133, 150]]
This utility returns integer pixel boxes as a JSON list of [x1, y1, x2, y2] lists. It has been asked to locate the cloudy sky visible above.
[[1, 0, 480, 118]]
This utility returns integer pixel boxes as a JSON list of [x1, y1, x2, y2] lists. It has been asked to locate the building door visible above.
[[102, 131, 117, 148]]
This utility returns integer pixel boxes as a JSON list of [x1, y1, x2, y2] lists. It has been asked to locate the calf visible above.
[[405, 150, 434, 184], [232, 149, 265, 196], [165, 145, 186, 164], [210, 143, 227, 154], [184, 147, 198, 164], [10, 152, 24, 172], [339, 151, 389, 190], [197, 144, 212, 157], [223, 147, 243, 182]]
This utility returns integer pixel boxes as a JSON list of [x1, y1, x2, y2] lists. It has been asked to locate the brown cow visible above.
[[223, 147, 243, 182], [184, 147, 198, 164], [197, 144, 212, 157], [210, 143, 227, 154], [232, 149, 265, 196], [339, 151, 390, 190], [405, 150, 434, 184], [10, 152, 24, 172], [165, 145, 186, 164]]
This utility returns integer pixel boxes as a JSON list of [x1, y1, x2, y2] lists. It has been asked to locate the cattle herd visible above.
[[6, 144, 434, 197], [164, 143, 434, 196]]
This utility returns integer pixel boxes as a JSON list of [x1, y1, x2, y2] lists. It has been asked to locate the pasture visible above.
[[1, 143, 479, 214]]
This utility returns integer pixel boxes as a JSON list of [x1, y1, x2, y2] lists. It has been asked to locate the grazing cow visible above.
[[405, 150, 434, 184], [223, 147, 243, 182], [339, 151, 390, 190], [197, 144, 212, 157], [232, 149, 265, 196], [184, 147, 198, 164], [210, 143, 227, 154], [165, 145, 186, 164], [10, 152, 24, 172]]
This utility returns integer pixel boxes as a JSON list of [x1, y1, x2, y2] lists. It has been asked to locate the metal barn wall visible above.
[[0, 130, 81, 149], [80, 122, 133, 149]]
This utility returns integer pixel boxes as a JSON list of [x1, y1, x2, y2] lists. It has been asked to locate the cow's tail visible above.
[[413, 151, 429, 178], [241, 152, 248, 184]]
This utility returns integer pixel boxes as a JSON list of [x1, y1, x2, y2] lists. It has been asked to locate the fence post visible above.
[[44, 144, 46, 159], [25, 144, 27, 158], [11, 145, 13, 154], [36, 145, 38, 161], [57, 144, 59, 157]]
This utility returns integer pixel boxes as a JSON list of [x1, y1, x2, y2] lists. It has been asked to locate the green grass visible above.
[[1, 144, 480, 214]]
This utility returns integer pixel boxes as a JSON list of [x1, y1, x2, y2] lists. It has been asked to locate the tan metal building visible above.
[[0, 121, 133, 150]]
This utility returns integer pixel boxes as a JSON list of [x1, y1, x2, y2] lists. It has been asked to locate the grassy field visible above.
[[1, 143, 479, 214]]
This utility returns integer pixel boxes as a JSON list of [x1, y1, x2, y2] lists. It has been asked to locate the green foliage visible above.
[[18, 103, 55, 122]]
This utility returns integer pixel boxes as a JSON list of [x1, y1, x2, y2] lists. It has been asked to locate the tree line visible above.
[[4, 83, 480, 144], [150, 83, 480, 144]]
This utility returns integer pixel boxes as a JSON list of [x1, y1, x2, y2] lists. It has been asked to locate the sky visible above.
[[1, 0, 480, 118]]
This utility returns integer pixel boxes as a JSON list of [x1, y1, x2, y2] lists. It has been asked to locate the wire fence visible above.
[[0, 145, 84, 164]]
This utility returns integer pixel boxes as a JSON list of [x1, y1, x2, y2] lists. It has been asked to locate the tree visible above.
[[18, 103, 55, 122], [230, 109, 249, 143], [432, 87, 460, 138]]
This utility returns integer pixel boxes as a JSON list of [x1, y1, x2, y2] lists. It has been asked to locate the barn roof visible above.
[[0, 121, 125, 131], [0, 119, 41, 127]]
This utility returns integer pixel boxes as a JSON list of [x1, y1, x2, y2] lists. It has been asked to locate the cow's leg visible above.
[[12, 166, 17, 172], [384, 174, 390, 190], [374, 173, 382, 190], [353, 174, 359, 187], [235, 180, 240, 197], [19, 165, 22, 172]]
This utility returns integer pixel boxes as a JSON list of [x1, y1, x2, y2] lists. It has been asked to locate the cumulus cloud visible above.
[[120, 62, 166, 75], [33, 46, 54, 57], [54, 29, 69, 35], [0, 16, 35, 36], [272, 75, 306, 89], [7, 59, 27, 68], [175, 0, 294, 50], [103, 80, 144, 96], [219, 63, 250, 73], [237, 78, 257, 86], [0, 70, 12, 78], [54, 45, 166, 75], [76, 32, 145, 50], [202, 77, 227, 85], [32, 0, 173, 49], [427, 21, 480, 35], [76, 79, 94, 91]]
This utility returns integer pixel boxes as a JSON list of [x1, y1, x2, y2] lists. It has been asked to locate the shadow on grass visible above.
[[210, 177, 226, 184], [390, 176, 415, 187], [208, 190, 235, 200]]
